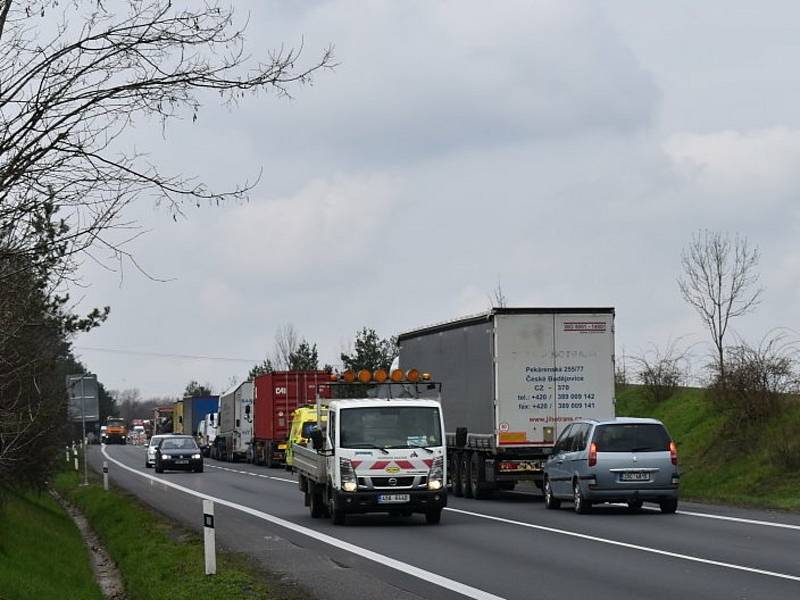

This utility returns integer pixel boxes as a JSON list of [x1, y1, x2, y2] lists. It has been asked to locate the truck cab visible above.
[[294, 369, 447, 525], [285, 405, 328, 468]]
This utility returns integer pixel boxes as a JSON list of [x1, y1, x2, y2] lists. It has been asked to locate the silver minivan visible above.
[[543, 417, 679, 514]]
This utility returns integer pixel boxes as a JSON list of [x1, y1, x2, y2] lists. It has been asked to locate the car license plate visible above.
[[174, 459, 189, 465], [378, 494, 410, 504], [620, 471, 649, 482]]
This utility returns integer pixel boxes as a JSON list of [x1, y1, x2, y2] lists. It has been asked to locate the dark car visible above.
[[154, 435, 203, 473]]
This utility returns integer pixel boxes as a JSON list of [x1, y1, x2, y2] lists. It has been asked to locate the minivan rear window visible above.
[[593, 424, 671, 452]]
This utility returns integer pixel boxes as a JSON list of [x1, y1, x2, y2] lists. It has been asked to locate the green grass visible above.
[[0, 487, 103, 600], [52, 470, 303, 600], [616, 385, 800, 511]]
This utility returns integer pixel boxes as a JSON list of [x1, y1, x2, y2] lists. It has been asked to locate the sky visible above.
[[70, 1, 800, 399]]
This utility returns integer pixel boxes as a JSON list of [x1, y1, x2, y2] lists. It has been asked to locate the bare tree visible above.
[[0, 1, 334, 279], [273, 323, 299, 370], [678, 230, 762, 384], [488, 280, 508, 309]]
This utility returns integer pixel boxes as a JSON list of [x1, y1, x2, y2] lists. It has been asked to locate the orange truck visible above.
[[102, 417, 128, 445]]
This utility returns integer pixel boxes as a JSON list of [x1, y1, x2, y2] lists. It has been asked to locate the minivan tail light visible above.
[[588, 442, 597, 467], [670, 441, 678, 465]]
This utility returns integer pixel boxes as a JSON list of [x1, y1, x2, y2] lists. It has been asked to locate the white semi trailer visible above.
[[397, 308, 615, 499], [216, 381, 254, 462]]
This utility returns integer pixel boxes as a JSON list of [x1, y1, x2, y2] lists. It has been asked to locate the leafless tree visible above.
[[0, 0, 334, 279], [678, 230, 762, 384], [273, 323, 299, 370], [488, 280, 508, 309]]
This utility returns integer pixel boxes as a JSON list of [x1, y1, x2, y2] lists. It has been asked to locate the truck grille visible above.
[[366, 476, 414, 487]]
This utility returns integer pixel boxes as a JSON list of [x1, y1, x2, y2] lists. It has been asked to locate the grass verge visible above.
[[0, 486, 103, 600], [616, 385, 800, 511], [52, 469, 305, 600]]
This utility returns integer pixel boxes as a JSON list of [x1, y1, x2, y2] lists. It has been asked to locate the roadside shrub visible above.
[[710, 333, 799, 426], [631, 340, 691, 403]]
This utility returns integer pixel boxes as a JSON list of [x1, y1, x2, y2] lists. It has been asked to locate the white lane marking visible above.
[[510, 492, 800, 532], [446, 507, 800, 583], [101, 447, 504, 600], [207, 464, 296, 484]]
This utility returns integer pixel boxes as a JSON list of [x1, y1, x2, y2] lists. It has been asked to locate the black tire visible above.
[[195, 466, 204, 473], [265, 441, 274, 468], [460, 452, 473, 499], [145, 462, 152, 469], [155, 463, 164, 474], [627, 499, 643, 512], [309, 491, 324, 518], [450, 453, 464, 497], [469, 452, 490, 499], [425, 509, 442, 525], [660, 498, 678, 514], [544, 477, 561, 509], [573, 479, 591, 514], [331, 508, 346, 525]]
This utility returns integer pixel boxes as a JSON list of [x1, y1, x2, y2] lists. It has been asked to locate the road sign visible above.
[[67, 374, 99, 422]]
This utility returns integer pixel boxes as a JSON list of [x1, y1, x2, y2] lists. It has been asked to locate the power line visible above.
[[74, 346, 261, 363]]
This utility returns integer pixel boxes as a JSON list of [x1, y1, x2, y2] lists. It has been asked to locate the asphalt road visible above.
[[90, 445, 800, 600]]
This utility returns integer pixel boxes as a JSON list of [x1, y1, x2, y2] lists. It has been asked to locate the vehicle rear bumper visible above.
[[585, 485, 679, 503], [159, 459, 203, 471], [332, 489, 447, 514]]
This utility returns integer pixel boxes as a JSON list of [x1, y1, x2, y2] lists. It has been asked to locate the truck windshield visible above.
[[339, 406, 442, 449]]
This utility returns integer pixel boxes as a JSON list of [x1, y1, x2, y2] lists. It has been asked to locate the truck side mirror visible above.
[[310, 428, 324, 451]]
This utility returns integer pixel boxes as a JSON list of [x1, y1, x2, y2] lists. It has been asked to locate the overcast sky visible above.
[[72, 1, 800, 399]]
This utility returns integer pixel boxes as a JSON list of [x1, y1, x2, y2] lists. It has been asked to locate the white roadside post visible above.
[[203, 499, 216, 575], [65, 446, 70, 463], [103, 461, 109, 491], [73, 443, 79, 472]]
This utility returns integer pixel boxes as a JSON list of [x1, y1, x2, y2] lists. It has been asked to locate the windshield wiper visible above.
[[346, 442, 389, 454], [386, 443, 434, 454]]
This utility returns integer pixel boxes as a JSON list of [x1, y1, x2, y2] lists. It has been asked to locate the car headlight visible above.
[[161, 454, 170, 460], [192, 453, 201, 459]]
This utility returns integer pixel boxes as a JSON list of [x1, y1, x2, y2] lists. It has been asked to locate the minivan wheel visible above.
[[544, 477, 561, 510], [659, 498, 678, 514], [573, 480, 591, 514]]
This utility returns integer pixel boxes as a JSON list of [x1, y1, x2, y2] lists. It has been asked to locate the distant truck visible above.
[[251, 371, 331, 467], [101, 417, 127, 445], [153, 406, 174, 435], [293, 368, 447, 525], [397, 308, 616, 499], [284, 405, 328, 469], [199, 412, 219, 457], [216, 381, 254, 462], [174, 395, 219, 436]]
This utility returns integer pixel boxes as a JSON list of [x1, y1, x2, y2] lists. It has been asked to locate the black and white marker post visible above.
[[103, 461, 109, 491], [73, 443, 79, 472], [203, 499, 216, 575]]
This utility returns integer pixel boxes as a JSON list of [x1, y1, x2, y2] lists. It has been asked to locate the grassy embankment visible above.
[[52, 469, 304, 600], [616, 384, 800, 511], [0, 487, 103, 600]]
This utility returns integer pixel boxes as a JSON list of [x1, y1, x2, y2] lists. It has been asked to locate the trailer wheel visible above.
[[451, 453, 464, 497], [469, 452, 491, 499], [460, 452, 473, 499], [265, 441, 274, 468]]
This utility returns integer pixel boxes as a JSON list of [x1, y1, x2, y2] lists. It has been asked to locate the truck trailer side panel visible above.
[[398, 319, 494, 435]]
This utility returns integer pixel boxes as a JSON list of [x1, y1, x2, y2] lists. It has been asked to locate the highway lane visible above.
[[92, 445, 800, 600]]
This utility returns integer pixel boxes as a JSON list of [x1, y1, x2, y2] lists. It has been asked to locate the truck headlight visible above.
[[192, 454, 201, 459], [340, 457, 357, 492], [428, 456, 444, 491]]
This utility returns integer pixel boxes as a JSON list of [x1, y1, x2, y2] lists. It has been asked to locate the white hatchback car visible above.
[[145, 434, 171, 468]]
